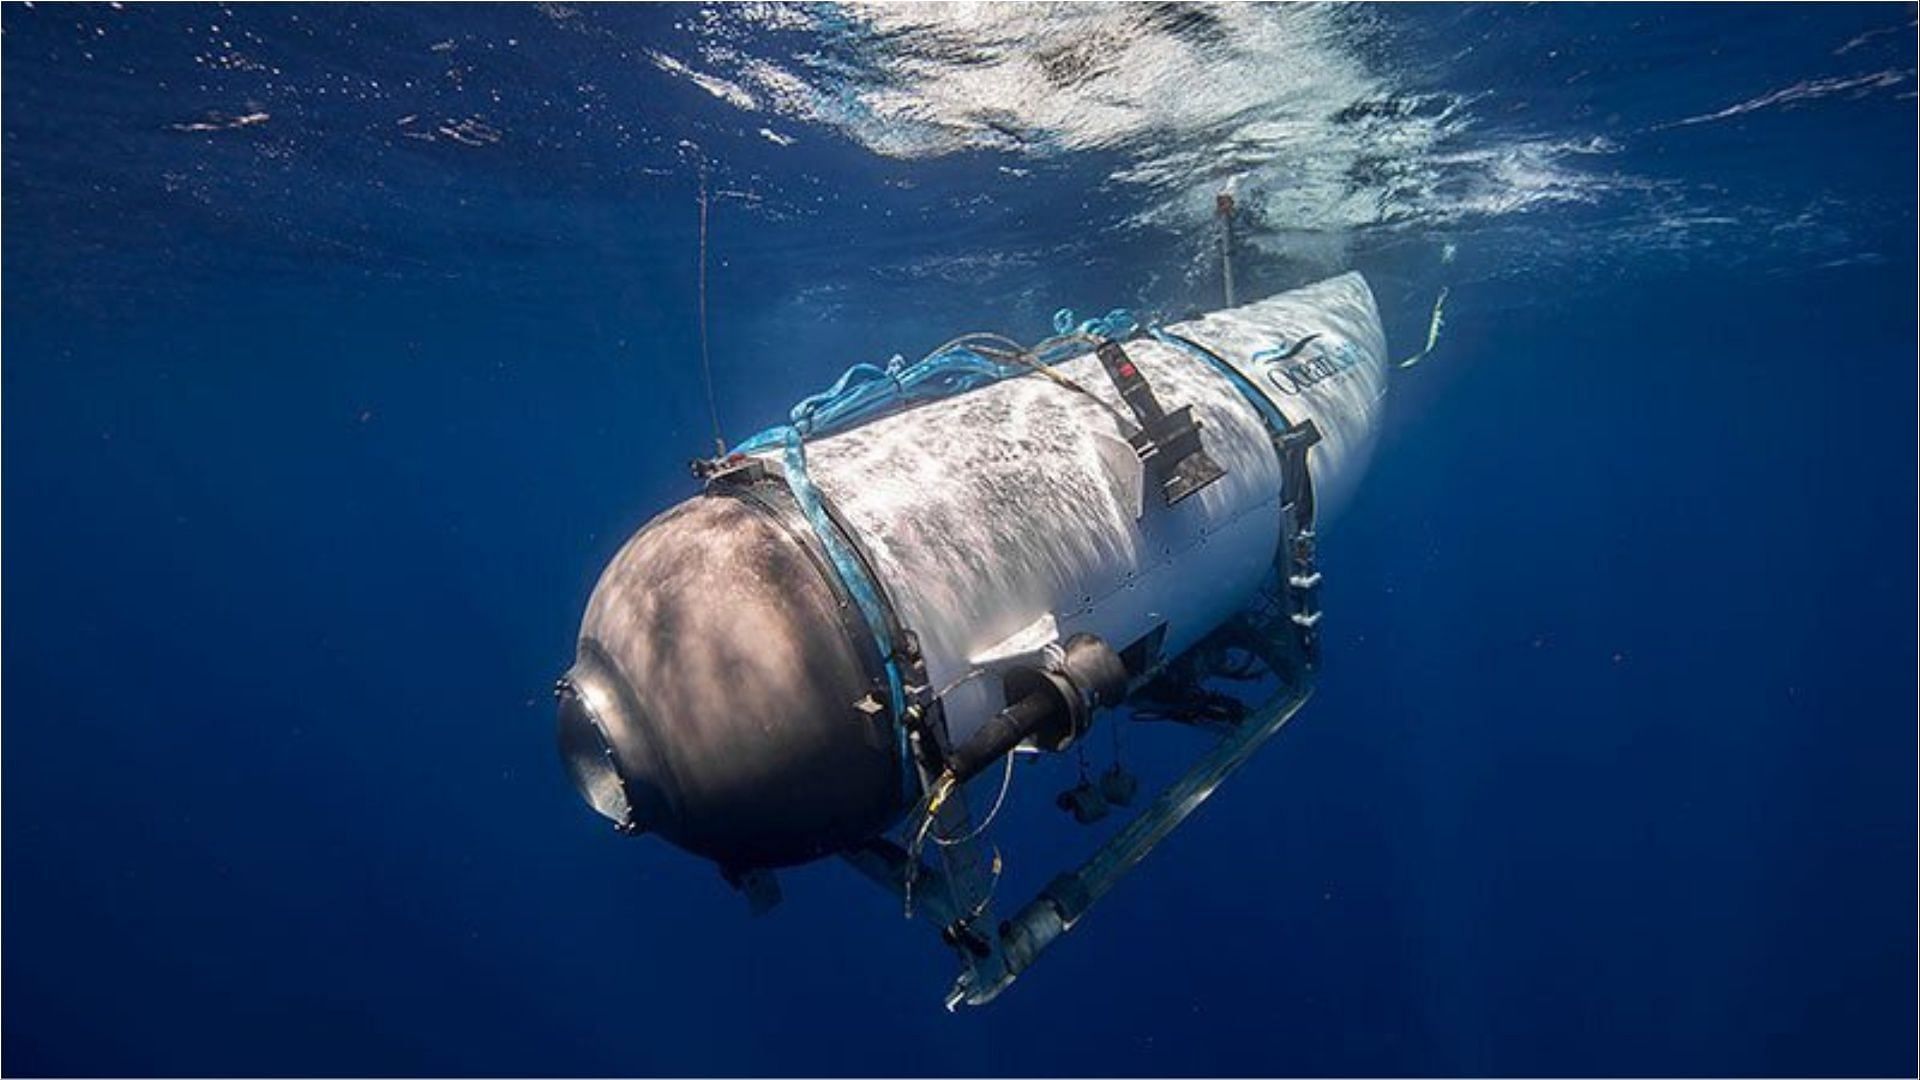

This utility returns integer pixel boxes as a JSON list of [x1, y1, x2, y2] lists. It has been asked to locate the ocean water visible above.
[[3, 4, 1915, 1076]]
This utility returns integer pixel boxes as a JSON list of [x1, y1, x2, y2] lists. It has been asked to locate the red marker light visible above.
[[1118, 362, 1137, 379]]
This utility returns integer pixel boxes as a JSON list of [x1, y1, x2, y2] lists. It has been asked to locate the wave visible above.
[[651, 4, 1629, 245], [628, 3, 1917, 294]]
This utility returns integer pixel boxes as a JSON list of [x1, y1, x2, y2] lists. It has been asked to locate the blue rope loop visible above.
[[733, 345, 1019, 456], [733, 308, 1140, 456], [1054, 307, 1139, 341]]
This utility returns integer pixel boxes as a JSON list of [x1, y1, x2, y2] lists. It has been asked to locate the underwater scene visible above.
[[3, 3, 1916, 1076]]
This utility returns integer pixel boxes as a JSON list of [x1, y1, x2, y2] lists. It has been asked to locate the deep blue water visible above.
[[3, 4, 1915, 1076]]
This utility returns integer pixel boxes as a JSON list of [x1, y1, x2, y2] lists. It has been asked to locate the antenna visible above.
[[1215, 185, 1237, 308]]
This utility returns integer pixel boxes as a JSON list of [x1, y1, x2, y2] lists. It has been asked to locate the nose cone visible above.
[[554, 653, 656, 833], [557, 492, 905, 869]]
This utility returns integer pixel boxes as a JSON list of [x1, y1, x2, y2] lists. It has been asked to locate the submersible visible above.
[[557, 272, 1390, 1005]]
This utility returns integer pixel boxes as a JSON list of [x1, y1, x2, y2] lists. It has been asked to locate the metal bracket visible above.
[[1094, 340, 1227, 506], [692, 452, 768, 486]]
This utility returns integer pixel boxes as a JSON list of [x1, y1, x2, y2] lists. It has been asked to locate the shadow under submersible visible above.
[[557, 273, 1393, 1007]]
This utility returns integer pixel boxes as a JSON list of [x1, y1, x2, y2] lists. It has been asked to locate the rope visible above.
[[902, 772, 956, 918], [900, 755, 1017, 920], [933, 750, 1018, 848], [970, 335, 1137, 433], [695, 163, 726, 456], [728, 316, 1140, 457], [968, 847, 1005, 921]]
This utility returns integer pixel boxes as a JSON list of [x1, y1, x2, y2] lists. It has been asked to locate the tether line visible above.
[[696, 161, 726, 456]]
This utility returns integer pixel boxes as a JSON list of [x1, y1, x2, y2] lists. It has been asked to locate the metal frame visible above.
[[840, 359, 1328, 1008], [844, 619, 1313, 1009]]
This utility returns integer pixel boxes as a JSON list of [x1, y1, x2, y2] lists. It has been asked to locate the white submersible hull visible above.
[[557, 272, 1390, 1003]]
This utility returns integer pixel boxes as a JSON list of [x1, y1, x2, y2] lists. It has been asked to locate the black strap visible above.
[[1093, 340, 1227, 505], [1145, 329, 1324, 668]]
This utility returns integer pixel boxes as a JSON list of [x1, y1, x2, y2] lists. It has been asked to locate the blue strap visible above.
[[776, 428, 916, 794], [723, 308, 1145, 798], [1149, 327, 1293, 435]]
